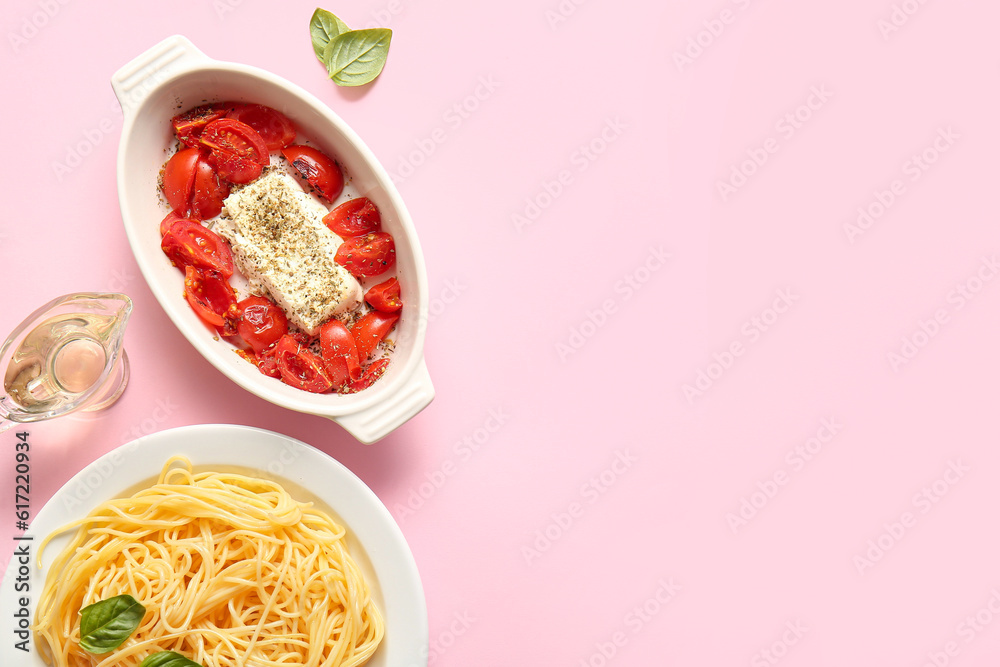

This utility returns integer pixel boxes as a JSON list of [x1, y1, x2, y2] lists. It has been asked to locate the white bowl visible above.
[[0, 424, 428, 667], [111, 36, 433, 444]]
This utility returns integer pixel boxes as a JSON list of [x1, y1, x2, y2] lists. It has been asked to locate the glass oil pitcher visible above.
[[0, 293, 132, 432]]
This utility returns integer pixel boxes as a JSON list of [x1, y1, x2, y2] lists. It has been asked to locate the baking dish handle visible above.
[[111, 35, 210, 117], [336, 358, 435, 444]]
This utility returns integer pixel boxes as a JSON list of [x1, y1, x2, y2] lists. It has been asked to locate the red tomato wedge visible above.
[[335, 232, 396, 278], [236, 296, 288, 354], [320, 320, 362, 386], [160, 210, 189, 237], [274, 335, 333, 393], [364, 278, 402, 313], [226, 104, 296, 150], [161, 220, 235, 277], [281, 145, 344, 201], [347, 359, 390, 393], [200, 118, 269, 184], [256, 345, 281, 378], [171, 103, 230, 148], [288, 332, 313, 346], [162, 147, 200, 216], [323, 197, 381, 237], [184, 266, 239, 336], [350, 310, 399, 361], [190, 158, 230, 220]]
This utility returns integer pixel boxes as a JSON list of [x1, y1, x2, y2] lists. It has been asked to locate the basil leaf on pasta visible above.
[[139, 652, 202, 667], [79, 594, 145, 654]]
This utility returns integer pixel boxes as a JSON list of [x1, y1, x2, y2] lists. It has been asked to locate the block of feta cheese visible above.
[[216, 169, 362, 335]]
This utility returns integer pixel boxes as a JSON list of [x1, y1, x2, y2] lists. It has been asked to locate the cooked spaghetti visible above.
[[33, 456, 384, 667]]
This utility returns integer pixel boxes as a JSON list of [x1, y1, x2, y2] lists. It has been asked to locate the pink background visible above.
[[3, 0, 1000, 664]]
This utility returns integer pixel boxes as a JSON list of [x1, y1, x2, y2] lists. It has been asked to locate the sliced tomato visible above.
[[274, 335, 333, 393], [335, 232, 396, 278], [347, 359, 390, 393], [364, 278, 402, 313], [190, 158, 230, 220], [238, 345, 282, 379], [160, 210, 189, 237], [162, 147, 200, 215], [171, 103, 230, 148], [161, 221, 235, 277], [257, 345, 281, 378], [281, 145, 344, 201], [236, 296, 288, 354], [226, 103, 296, 150], [288, 332, 313, 346], [200, 118, 269, 184], [184, 266, 239, 336], [323, 197, 381, 238], [320, 320, 362, 386], [350, 310, 399, 361]]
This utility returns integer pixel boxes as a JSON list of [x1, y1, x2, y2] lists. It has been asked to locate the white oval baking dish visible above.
[[111, 35, 433, 444]]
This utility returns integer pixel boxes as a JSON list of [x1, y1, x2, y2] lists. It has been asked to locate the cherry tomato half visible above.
[[200, 118, 270, 184], [320, 320, 362, 386], [281, 145, 344, 201], [171, 103, 230, 148], [257, 346, 281, 378], [350, 310, 399, 361], [190, 158, 230, 220], [184, 266, 239, 336], [288, 331, 313, 346], [347, 359, 390, 393], [162, 147, 200, 216], [335, 232, 396, 278], [364, 278, 402, 313], [236, 344, 282, 379], [323, 197, 381, 238], [239, 345, 282, 379], [226, 103, 296, 150], [160, 210, 189, 237], [274, 335, 333, 393], [161, 220, 235, 277], [236, 295, 288, 354]]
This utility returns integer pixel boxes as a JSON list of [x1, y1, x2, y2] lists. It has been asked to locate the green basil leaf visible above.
[[78, 594, 145, 654], [323, 28, 393, 87], [139, 651, 202, 667], [310, 8, 351, 61]]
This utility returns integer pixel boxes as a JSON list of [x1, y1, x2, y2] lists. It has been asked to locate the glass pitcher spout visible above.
[[0, 293, 133, 428]]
